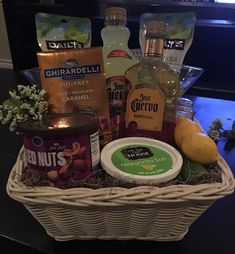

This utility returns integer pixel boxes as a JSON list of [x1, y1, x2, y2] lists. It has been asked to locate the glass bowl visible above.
[[174, 65, 204, 96], [20, 64, 204, 97]]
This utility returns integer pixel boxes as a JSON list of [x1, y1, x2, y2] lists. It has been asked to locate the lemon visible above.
[[181, 132, 218, 165], [174, 116, 201, 148]]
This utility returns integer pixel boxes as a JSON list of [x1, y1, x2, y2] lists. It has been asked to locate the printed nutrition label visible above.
[[90, 131, 100, 168]]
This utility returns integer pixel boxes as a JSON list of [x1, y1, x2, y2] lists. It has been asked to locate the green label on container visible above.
[[111, 145, 173, 176]]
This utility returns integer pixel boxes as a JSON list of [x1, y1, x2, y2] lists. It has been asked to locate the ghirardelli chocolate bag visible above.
[[37, 47, 112, 145]]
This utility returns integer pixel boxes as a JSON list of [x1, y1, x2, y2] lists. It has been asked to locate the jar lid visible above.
[[101, 137, 183, 185], [20, 113, 99, 136]]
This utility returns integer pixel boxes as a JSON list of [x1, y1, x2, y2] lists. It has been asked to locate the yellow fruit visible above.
[[174, 116, 201, 148], [181, 132, 218, 165]]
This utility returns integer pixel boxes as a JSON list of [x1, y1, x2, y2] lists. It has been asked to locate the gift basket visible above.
[[4, 8, 235, 242], [6, 148, 234, 241]]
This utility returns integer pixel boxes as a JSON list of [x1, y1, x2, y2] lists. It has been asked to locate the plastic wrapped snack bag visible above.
[[139, 12, 196, 69], [35, 12, 91, 51]]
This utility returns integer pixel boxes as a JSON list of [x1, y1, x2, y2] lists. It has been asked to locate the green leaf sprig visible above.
[[0, 84, 48, 134], [208, 118, 235, 141]]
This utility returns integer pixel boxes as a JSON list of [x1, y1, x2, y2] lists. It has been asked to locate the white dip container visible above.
[[101, 137, 183, 185]]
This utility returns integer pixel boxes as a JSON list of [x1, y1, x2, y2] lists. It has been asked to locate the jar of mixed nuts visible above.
[[20, 113, 100, 188]]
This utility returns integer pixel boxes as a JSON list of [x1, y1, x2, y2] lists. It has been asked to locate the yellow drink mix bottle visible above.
[[101, 7, 138, 139]]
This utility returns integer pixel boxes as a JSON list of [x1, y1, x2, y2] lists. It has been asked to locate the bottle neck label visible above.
[[107, 49, 132, 59], [144, 39, 164, 57], [126, 85, 166, 131]]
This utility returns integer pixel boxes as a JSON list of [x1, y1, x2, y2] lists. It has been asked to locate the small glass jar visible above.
[[176, 97, 195, 120]]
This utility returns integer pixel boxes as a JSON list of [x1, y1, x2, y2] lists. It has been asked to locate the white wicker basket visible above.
[[7, 147, 234, 242]]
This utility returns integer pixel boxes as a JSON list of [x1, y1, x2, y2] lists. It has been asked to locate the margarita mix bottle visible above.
[[101, 7, 138, 139]]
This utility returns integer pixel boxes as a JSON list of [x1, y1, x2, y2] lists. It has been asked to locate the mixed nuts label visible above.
[[23, 130, 99, 187]]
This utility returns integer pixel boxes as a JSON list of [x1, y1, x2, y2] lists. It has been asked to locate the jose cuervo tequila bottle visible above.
[[120, 21, 180, 145]]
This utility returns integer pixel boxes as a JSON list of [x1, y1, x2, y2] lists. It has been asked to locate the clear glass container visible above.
[[176, 97, 195, 120]]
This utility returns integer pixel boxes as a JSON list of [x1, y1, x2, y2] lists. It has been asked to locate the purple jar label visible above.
[[23, 131, 100, 188]]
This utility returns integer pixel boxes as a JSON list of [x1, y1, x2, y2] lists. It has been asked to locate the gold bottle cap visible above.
[[146, 21, 166, 36], [105, 7, 126, 23]]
